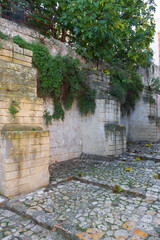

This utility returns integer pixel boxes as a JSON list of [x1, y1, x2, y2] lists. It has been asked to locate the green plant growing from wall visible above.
[[0, 30, 10, 40], [9, 100, 21, 119], [110, 68, 144, 114], [13, 35, 96, 124], [43, 110, 53, 126], [145, 67, 160, 104], [0, 31, 10, 50], [0, 42, 3, 50]]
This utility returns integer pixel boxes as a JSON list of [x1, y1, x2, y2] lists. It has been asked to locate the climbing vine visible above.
[[145, 66, 160, 104], [13, 35, 96, 123], [110, 68, 143, 115]]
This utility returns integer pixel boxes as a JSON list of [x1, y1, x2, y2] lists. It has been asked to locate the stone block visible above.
[[13, 53, 32, 63], [0, 55, 12, 62], [12, 59, 32, 67], [13, 45, 23, 54], [24, 49, 33, 57], [0, 39, 13, 51], [0, 130, 50, 197], [0, 49, 12, 58]]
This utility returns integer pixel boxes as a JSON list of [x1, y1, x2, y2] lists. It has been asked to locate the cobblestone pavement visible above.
[[0, 142, 160, 240], [0, 207, 66, 240]]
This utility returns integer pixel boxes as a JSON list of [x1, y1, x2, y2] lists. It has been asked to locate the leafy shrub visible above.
[[13, 35, 96, 123], [110, 68, 143, 114]]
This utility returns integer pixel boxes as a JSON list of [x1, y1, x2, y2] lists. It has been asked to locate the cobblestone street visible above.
[[0, 142, 160, 240]]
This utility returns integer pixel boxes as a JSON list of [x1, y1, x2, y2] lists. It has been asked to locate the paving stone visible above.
[[0, 142, 160, 239], [123, 221, 136, 230], [0, 209, 66, 240], [76, 228, 105, 240], [133, 229, 148, 238]]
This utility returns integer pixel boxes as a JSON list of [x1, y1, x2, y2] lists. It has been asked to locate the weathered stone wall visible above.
[[43, 100, 82, 163], [0, 39, 33, 67], [44, 70, 126, 164], [0, 17, 80, 59], [81, 98, 126, 157], [121, 65, 160, 142], [44, 100, 126, 164], [0, 39, 50, 197], [0, 18, 127, 165], [0, 131, 49, 197], [0, 96, 43, 131]]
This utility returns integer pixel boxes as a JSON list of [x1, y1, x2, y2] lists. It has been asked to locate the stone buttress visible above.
[[81, 70, 126, 157], [0, 39, 50, 197]]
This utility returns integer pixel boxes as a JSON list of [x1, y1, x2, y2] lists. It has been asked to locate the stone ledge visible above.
[[0, 39, 33, 67]]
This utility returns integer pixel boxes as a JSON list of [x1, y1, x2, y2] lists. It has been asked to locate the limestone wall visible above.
[[121, 65, 160, 142], [0, 96, 43, 131], [0, 131, 49, 197], [43, 100, 82, 163], [81, 99, 126, 156], [0, 39, 50, 197], [0, 39, 33, 67], [43, 72, 126, 164], [44, 98, 126, 164], [0, 17, 79, 59], [0, 17, 127, 164]]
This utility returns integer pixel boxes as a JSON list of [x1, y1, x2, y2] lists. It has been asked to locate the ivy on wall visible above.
[[13, 35, 96, 124], [110, 68, 143, 115]]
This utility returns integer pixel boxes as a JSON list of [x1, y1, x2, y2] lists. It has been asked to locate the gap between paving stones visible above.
[[49, 176, 146, 199], [49, 152, 160, 202], [1, 203, 79, 240], [0, 194, 74, 240], [81, 152, 160, 162], [1, 142, 160, 240], [4, 179, 160, 240]]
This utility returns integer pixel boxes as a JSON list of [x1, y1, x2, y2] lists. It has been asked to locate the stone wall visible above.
[[43, 69, 126, 164], [0, 39, 50, 197], [0, 96, 43, 131], [0, 131, 49, 197], [121, 65, 160, 142], [81, 98, 126, 157], [0, 18, 127, 167], [0, 17, 80, 60], [43, 100, 82, 163], [0, 39, 33, 67], [44, 98, 126, 164]]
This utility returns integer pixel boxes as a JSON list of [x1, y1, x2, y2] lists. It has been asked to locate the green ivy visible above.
[[145, 66, 160, 104], [110, 68, 143, 114], [13, 35, 96, 123]]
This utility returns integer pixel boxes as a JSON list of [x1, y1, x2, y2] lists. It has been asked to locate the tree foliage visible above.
[[110, 68, 143, 114], [1, 0, 156, 114], [1, 0, 155, 69]]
